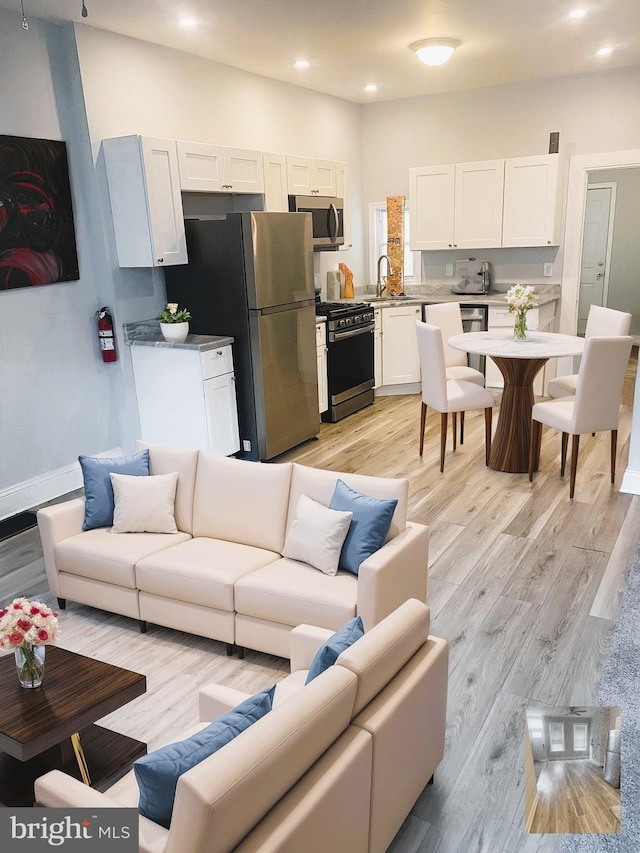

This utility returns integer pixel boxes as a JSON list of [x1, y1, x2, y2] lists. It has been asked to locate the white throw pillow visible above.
[[110, 472, 179, 534], [282, 494, 352, 576]]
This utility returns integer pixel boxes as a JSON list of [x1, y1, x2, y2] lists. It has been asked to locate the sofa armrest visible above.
[[35, 769, 121, 808], [356, 521, 428, 630], [289, 624, 334, 673], [198, 684, 252, 722], [37, 499, 86, 598]]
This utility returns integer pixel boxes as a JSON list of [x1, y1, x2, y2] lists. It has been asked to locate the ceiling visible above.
[[4, 0, 640, 103]]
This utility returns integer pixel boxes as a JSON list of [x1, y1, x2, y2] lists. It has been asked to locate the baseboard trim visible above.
[[0, 447, 122, 520], [620, 467, 640, 495], [375, 383, 421, 397]]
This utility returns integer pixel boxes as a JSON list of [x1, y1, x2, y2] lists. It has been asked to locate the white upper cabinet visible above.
[[454, 160, 504, 248], [409, 164, 455, 250], [502, 154, 561, 247], [262, 152, 289, 212], [409, 160, 504, 250], [103, 135, 187, 268], [287, 156, 337, 196], [176, 141, 265, 193]]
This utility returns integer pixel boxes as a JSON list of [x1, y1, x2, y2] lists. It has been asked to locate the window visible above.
[[369, 202, 419, 285], [549, 722, 565, 752], [573, 723, 588, 751]]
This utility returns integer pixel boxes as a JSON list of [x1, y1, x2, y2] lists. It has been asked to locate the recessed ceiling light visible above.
[[597, 46, 613, 56], [569, 9, 587, 18], [364, 84, 378, 93], [295, 59, 310, 69], [179, 17, 197, 28]]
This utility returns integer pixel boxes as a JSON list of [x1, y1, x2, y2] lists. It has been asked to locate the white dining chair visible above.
[[547, 305, 631, 398], [528, 335, 633, 499], [423, 302, 485, 386], [416, 320, 494, 472], [424, 302, 485, 446]]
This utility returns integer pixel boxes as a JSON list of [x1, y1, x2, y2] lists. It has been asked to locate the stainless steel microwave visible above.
[[288, 195, 344, 250]]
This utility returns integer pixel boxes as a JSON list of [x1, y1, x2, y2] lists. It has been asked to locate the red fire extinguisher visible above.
[[97, 306, 117, 362]]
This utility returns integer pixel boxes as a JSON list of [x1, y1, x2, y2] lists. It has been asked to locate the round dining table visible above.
[[448, 331, 585, 473]]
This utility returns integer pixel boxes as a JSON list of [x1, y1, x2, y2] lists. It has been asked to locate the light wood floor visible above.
[[529, 759, 621, 834], [0, 354, 637, 852]]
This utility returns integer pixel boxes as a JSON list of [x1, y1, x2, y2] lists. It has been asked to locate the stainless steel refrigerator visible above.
[[603, 729, 620, 788], [164, 212, 319, 461]]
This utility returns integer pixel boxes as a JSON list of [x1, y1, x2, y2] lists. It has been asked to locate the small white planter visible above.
[[160, 322, 189, 344]]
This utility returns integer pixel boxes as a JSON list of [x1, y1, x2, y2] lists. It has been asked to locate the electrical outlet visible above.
[[242, 440, 251, 452], [445, 263, 454, 277], [543, 263, 553, 277]]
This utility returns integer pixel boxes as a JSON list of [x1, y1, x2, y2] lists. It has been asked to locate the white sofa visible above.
[[35, 599, 449, 853], [37, 441, 429, 657]]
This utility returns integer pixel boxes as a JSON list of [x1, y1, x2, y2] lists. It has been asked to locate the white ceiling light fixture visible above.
[[410, 38, 461, 67], [569, 9, 587, 18], [597, 46, 614, 56], [295, 59, 310, 69], [364, 84, 378, 93], [179, 17, 197, 28]]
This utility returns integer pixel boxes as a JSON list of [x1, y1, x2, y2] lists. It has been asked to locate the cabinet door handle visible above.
[[157, 257, 164, 264], [222, 184, 233, 190]]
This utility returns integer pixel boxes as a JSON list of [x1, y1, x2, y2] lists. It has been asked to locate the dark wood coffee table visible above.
[[0, 645, 147, 806]]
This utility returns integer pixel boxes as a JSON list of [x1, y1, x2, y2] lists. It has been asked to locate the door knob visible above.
[[596, 272, 603, 278]]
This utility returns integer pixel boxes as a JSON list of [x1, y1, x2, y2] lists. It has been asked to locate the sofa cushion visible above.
[[282, 495, 352, 576], [336, 598, 430, 716], [329, 479, 398, 575], [55, 527, 191, 588], [79, 449, 150, 531], [135, 686, 275, 829], [192, 453, 292, 553], [136, 441, 199, 536], [306, 616, 365, 683], [110, 472, 179, 534], [234, 558, 357, 632], [287, 463, 408, 543], [136, 537, 281, 611]]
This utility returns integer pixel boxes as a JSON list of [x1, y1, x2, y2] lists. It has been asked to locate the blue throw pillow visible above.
[[305, 616, 364, 684], [328, 479, 398, 575], [135, 685, 275, 829], [79, 449, 150, 530]]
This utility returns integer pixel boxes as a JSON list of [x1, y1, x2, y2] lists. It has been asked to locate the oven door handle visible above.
[[328, 324, 374, 342]]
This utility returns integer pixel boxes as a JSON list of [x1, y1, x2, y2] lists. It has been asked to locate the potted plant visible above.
[[157, 303, 191, 344]]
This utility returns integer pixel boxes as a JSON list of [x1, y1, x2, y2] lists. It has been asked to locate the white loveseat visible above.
[[35, 599, 449, 853], [37, 441, 429, 657]]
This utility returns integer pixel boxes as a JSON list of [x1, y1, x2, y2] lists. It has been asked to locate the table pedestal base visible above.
[[489, 357, 547, 473]]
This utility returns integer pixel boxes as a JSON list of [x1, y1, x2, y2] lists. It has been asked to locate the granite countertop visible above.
[[333, 285, 560, 309], [124, 320, 233, 351]]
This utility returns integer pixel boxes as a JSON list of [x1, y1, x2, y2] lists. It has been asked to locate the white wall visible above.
[[0, 14, 118, 515]]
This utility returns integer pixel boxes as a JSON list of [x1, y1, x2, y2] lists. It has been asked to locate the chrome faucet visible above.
[[376, 254, 394, 297]]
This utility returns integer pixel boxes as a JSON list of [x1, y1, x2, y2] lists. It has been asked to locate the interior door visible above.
[[578, 184, 615, 334]]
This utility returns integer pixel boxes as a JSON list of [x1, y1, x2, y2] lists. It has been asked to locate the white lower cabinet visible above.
[[316, 321, 328, 413], [381, 305, 422, 386], [486, 301, 557, 394], [131, 342, 240, 456]]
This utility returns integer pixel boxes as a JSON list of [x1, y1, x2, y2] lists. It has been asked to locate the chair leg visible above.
[[611, 430, 618, 484], [560, 432, 569, 478], [440, 413, 448, 472], [484, 408, 492, 466], [460, 411, 465, 446], [419, 402, 427, 456], [529, 420, 542, 482], [569, 434, 580, 500], [452, 412, 458, 452]]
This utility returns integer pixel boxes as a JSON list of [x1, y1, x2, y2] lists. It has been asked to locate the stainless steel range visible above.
[[316, 302, 375, 422]]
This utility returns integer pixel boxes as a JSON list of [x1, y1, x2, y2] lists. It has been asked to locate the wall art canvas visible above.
[[0, 134, 79, 290]]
